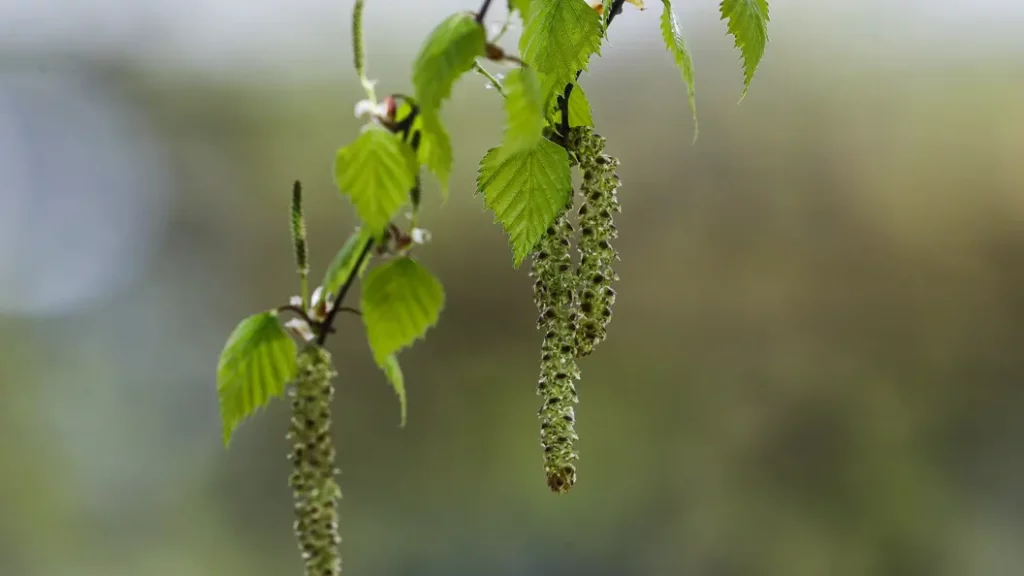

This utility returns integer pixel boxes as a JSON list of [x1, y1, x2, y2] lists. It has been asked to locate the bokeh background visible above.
[[2, 1, 1023, 575]]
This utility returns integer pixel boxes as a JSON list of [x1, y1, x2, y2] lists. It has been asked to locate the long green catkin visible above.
[[569, 127, 620, 357], [288, 346, 342, 575], [530, 194, 582, 493]]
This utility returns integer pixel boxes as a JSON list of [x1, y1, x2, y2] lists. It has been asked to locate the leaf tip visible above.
[[221, 421, 235, 448], [514, 243, 536, 269]]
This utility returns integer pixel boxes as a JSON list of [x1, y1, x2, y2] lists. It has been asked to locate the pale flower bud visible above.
[[410, 228, 432, 245], [353, 96, 386, 119], [284, 318, 315, 342]]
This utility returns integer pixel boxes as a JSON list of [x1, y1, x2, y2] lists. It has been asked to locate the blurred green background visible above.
[[1, 1, 1023, 575]]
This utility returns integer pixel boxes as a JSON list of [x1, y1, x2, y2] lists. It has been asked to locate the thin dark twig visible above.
[[338, 307, 362, 316], [475, 0, 494, 23], [278, 304, 318, 327], [316, 238, 375, 346], [558, 81, 575, 139]]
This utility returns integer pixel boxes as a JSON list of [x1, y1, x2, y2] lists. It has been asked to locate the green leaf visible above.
[[322, 227, 374, 296], [412, 12, 487, 113], [418, 111, 453, 198], [407, 11, 482, 198], [500, 67, 546, 156], [546, 81, 594, 128], [603, 0, 615, 25], [520, 0, 603, 87], [391, 99, 452, 198], [382, 354, 408, 427], [568, 83, 594, 126], [719, 0, 770, 99], [660, 0, 698, 137], [334, 125, 418, 235], [538, 72, 565, 120], [509, 0, 532, 20], [476, 138, 571, 267], [361, 257, 445, 366], [217, 311, 298, 446]]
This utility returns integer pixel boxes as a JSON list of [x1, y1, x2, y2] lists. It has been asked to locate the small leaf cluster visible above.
[[219, 126, 447, 447], [471, 0, 770, 267]]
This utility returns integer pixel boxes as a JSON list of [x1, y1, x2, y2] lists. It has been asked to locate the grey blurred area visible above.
[[1, 1, 1023, 575]]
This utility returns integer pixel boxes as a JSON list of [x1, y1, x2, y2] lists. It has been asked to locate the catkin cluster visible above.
[[287, 346, 342, 576], [530, 196, 582, 493], [569, 127, 620, 357]]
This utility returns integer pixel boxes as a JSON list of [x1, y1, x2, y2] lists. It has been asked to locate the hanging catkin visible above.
[[288, 345, 342, 575], [569, 127, 620, 357], [530, 193, 583, 493]]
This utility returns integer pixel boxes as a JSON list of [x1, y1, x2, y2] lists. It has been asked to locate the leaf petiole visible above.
[[473, 61, 507, 97]]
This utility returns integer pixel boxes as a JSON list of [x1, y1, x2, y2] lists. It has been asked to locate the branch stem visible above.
[[475, 0, 495, 23], [474, 61, 507, 98], [492, 11, 513, 42], [315, 238, 375, 346]]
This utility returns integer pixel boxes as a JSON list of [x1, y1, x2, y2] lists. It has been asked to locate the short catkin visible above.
[[530, 194, 583, 493], [290, 181, 309, 276], [569, 127, 620, 357], [288, 346, 343, 576]]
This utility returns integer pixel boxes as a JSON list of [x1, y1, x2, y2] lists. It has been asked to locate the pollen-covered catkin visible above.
[[569, 127, 621, 357], [288, 346, 342, 576], [530, 197, 582, 494]]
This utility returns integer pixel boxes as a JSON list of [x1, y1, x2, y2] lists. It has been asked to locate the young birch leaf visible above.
[[602, 0, 614, 20], [569, 83, 595, 126], [382, 354, 408, 427], [413, 12, 487, 114], [334, 126, 418, 235], [477, 138, 571, 267], [501, 67, 546, 157], [418, 111, 454, 198], [509, 0, 532, 19], [660, 0, 698, 137], [539, 73, 592, 128], [719, 0, 770, 99], [520, 0, 603, 86], [546, 81, 594, 128], [322, 227, 374, 296], [361, 257, 445, 366], [538, 72, 564, 119], [217, 311, 298, 446], [394, 99, 452, 198]]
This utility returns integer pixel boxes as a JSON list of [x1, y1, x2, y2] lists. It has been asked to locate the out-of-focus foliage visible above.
[[334, 126, 420, 235], [499, 68, 547, 156], [659, 0, 698, 132]]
